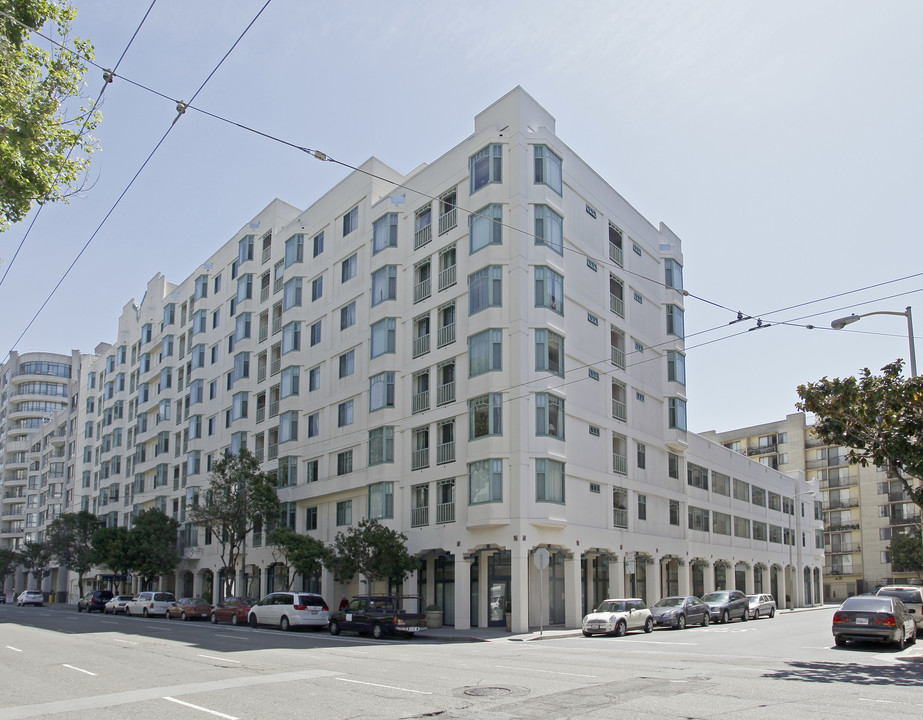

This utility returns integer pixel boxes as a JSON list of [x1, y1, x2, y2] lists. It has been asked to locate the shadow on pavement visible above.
[[764, 659, 923, 686]]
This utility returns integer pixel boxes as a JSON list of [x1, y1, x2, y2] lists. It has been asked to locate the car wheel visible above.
[[165, 610, 172, 620], [835, 635, 847, 647], [77, 605, 83, 612], [582, 630, 592, 637], [248, 614, 258, 628], [701, 613, 709, 627], [613, 621, 627, 637], [330, 620, 341, 636], [722, 610, 730, 624], [676, 615, 686, 630], [741, 609, 748, 622], [897, 629, 907, 651], [142, 608, 149, 618], [231, 614, 240, 626], [372, 623, 384, 639], [769, 607, 775, 619], [181, 612, 188, 621], [280, 616, 291, 632], [210, 613, 218, 624], [644, 617, 653, 634]]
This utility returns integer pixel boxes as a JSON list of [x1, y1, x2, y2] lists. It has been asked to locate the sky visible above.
[[1, 0, 920, 435]]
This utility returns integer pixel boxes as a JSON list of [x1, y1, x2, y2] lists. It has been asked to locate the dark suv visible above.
[[77, 589, 114, 613], [700, 590, 750, 623]]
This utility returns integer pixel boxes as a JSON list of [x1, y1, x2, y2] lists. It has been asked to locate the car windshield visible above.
[[653, 597, 684, 608], [595, 600, 627, 612], [841, 597, 893, 613], [700, 592, 728, 603], [878, 588, 922, 604]]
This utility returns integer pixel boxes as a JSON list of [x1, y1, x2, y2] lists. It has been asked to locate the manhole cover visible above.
[[464, 687, 512, 697]]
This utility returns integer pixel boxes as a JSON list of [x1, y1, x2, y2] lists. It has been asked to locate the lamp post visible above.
[[788, 490, 816, 610], [830, 306, 916, 378]]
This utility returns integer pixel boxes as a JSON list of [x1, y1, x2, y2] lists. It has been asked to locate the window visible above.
[[369, 371, 395, 411], [336, 499, 352, 526], [164, 303, 175, 326], [733, 478, 750, 502], [337, 399, 354, 427], [687, 462, 708, 490], [469, 458, 502, 504], [668, 397, 687, 430], [609, 274, 624, 317], [285, 234, 304, 267], [534, 266, 563, 314], [470, 143, 502, 193], [370, 318, 396, 357], [535, 329, 563, 376], [535, 393, 564, 439], [283, 277, 302, 310], [667, 351, 686, 385], [310, 320, 321, 346], [637, 442, 646, 469], [192, 310, 206, 334], [469, 393, 502, 439], [371, 265, 397, 305], [305, 506, 318, 531], [752, 486, 766, 506], [438, 244, 457, 290], [281, 321, 301, 354], [666, 305, 684, 338], [753, 521, 767, 541], [669, 499, 680, 526], [311, 275, 323, 302], [712, 471, 730, 496], [664, 258, 683, 291], [534, 205, 563, 254], [734, 516, 750, 539], [337, 450, 353, 476], [469, 204, 503, 253], [342, 206, 358, 236], [278, 456, 297, 487], [338, 350, 354, 378], [238, 235, 254, 264], [235, 312, 251, 342], [531, 141, 565, 193], [368, 426, 394, 465], [536, 458, 565, 504], [412, 427, 431, 473], [341, 252, 357, 282], [372, 213, 398, 253], [313, 231, 324, 257], [340, 301, 356, 330], [213, 273, 222, 293], [280, 366, 299, 398], [232, 392, 248, 420], [637, 493, 647, 520], [468, 328, 502, 376], [688, 506, 709, 532], [237, 273, 253, 302], [279, 410, 298, 443], [232, 352, 250, 383], [438, 187, 457, 234], [308, 365, 320, 391], [307, 412, 319, 437], [468, 265, 502, 314], [414, 203, 432, 249], [368, 482, 394, 519], [668, 452, 681, 479], [713, 511, 731, 535]]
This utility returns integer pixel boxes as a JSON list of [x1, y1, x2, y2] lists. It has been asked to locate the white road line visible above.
[[629, 640, 697, 646], [198, 655, 241, 664], [215, 634, 247, 640], [335, 677, 432, 695], [111, 638, 137, 645], [5, 646, 22, 652], [163, 697, 238, 719], [496, 665, 596, 678], [62, 664, 97, 676]]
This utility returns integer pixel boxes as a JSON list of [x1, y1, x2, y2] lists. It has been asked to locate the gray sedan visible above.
[[746, 593, 777, 619]]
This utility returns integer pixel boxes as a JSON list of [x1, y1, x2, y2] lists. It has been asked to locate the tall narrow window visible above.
[[372, 213, 398, 253], [469, 204, 503, 253], [535, 329, 563, 376], [533, 145, 562, 194], [534, 205, 563, 254], [534, 266, 564, 314], [469, 144, 502, 193]]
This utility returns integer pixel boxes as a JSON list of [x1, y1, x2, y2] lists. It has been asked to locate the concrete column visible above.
[[425, 558, 436, 608], [703, 564, 715, 594], [677, 562, 690, 597], [564, 553, 582, 629], [645, 557, 661, 606], [585, 557, 596, 613], [608, 558, 624, 599], [477, 552, 489, 628], [454, 555, 471, 630], [744, 565, 755, 595], [403, 568, 419, 597], [193, 570, 203, 598], [320, 569, 335, 606], [511, 546, 529, 633], [782, 568, 790, 609]]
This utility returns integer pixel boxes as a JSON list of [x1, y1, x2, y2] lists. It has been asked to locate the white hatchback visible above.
[[248, 592, 329, 631], [125, 591, 176, 618], [582, 598, 653, 637], [16, 590, 44, 606]]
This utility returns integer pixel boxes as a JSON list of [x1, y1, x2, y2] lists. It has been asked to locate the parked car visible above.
[[876, 586, 923, 630], [746, 593, 777, 619], [210, 596, 257, 626], [700, 590, 749, 623], [833, 595, 918, 649], [125, 591, 176, 617], [166, 597, 212, 621], [582, 598, 653, 636], [650, 596, 710, 629], [16, 590, 44, 606], [77, 589, 114, 613], [104, 594, 135, 615], [248, 592, 329, 631], [328, 595, 427, 639]]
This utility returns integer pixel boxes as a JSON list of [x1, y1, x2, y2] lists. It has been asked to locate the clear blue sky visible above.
[[1, 0, 920, 433]]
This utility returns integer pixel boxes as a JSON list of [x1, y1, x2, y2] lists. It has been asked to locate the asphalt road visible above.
[[1, 603, 921, 719]]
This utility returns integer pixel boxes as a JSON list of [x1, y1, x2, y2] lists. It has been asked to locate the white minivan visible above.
[[248, 592, 329, 631], [126, 591, 176, 618]]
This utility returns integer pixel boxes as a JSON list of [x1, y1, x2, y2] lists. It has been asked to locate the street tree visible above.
[[797, 360, 923, 510], [128, 509, 180, 590], [0, 0, 101, 232], [91, 525, 133, 591], [187, 448, 280, 597], [888, 526, 923, 580], [267, 526, 328, 590], [0, 547, 17, 590], [327, 518, 419, 592], [17, 539, 52, 589], [46, 510, 100, 597]]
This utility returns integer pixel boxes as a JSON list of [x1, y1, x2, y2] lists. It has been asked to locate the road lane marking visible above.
[[111, 638, 137, 645], [335, 678, 432, 695], [63, 664, 97, 676], [5, 646, 22, 652], [198, 655, 241, 664], [496, 665, 596, 678], [215, 634, 247, 640], [163, 697, 238, 719]]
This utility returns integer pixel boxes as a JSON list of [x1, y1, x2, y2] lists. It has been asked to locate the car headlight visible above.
[[582, 616, 589, 624]]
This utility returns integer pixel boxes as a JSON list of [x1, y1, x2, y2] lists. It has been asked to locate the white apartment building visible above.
[[1, 88, 823, 627]]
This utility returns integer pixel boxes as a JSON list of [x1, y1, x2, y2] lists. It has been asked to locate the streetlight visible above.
[[788, 490, 816, 611], [830, 306, 917, 378]]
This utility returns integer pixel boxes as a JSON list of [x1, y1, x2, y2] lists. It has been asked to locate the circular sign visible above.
[[533, 547, 550, 570]]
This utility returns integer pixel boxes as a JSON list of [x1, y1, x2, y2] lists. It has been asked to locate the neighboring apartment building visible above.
[[700, 412, 922, 602], [1, 88, 823, 627]]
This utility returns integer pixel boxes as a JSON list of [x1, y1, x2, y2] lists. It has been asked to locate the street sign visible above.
[[533, 547, 550, 570]]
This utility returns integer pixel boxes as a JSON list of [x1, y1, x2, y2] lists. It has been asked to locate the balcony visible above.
[[256, 407, 265, 424], [412, 334, 430, 358], [257, 366, 267, 383], [438, 265, 456, 291], [823, 498, 859, 510], [258, 326, 268, 343], [437, 323, 456, 348], [436, 501, 455, 524], [271, 317, 282, 335], [819, 475, 855, 490], [437, 441, 455, 465], [436, 381, 455, 406], [411, 448, 429, 471], [613, 508, 628, 528], [826, 543, 860, 554], [610, 346, 625, 370], [438, 208, 456, 235], [414, 224, 432, 250], [412, 391, 429, 414], [255, 448, 264, 463], [269, 400, 279, 418], [612, 453, 627, 475], [749, 444, 778, 457], [609, 244, 623, 268], [411, 506, 429, 527], [270, 357, 281, 376], [267, 444, 278, 461], [260, 286, 269, 303], [611, 399, 626, 422], [414, 278, 431, 304], [609, 294, 624, 318]]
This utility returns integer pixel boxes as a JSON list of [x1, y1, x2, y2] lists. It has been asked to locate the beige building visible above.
[[701, 412, 921, 602]]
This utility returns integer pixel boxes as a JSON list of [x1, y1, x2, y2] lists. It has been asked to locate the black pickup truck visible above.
[[328, 594, 427, 639]]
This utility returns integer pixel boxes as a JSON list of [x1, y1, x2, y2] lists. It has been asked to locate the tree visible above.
[[327, 518, 419, 591], [0, 547, 17, 590], [46, 510, 100, 597], [91, 525, 133, 591], [888, 526, 923, 580], [797, 360, 923, 511], [0, 0, 101, 232], [266, 526, 328, 590], [17, 539, 52, 589], [128, 509, 180, 589], [186, 448, 280, 597]]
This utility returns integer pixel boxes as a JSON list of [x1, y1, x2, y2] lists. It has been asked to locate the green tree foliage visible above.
[[266, 526, 328, 590], [91, 525, 133, 591], [0, 0, 101, 231], [327, 518, 419, 590], [17, 539, 52, 588], [0, 547, 17, 588], [46, 510, 100, 597], [797, 360, 923, 510], [888, 526, 923, 579], [186, 448, 280, 597], [128, 509, 180, 589]]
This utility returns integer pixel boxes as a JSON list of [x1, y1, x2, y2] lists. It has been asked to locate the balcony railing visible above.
[[267, 444, 278, 461], [412, 391, 429, 414], [613, 508, 628, 528], [610, 345, 625, 369], [414, 224, 432, 250], [609, 294, 624, 318], [414, 278, 431, 304], [823, 498, 859, 510], [269, 400, 279, 418], [436, 502, 455, 524], [411, 506, 429, 527], [270, 358, 281, 376], [256, 407, 265, 424], [437, 323, 456, 348], [437, 381, 455, 406], [271, 317, 282, 335], [611, 399, 627, 422], [411, 448, 429, 471], [438, 208, 457, 235], [437, 441, 455, 465], [260, 286, 269, 303], [412, 334, 430, 358], [609, 244, 623, 268], [258, 326, 268, 342], [257, 366, 267, 383], [612, 453, 627, 475], [438, 265, 456, 291]]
